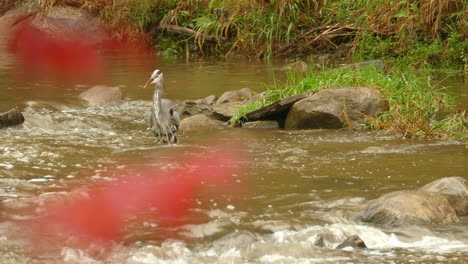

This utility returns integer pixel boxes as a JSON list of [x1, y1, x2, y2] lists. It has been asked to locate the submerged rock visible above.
[[211, 231, 261, 256], [281, 60, 309, 72], [336, 235, 367, 249], [242, 120, 279, 129], [336, 60, 385, 71], [178, 114, 225, 134], [285, 87, 388, 130], [419, 176, 468, 216], [179, 95, 216, 119], [355, 190, 459, 227], [0, 108, 24, 128], [79, 85, 122, 106]]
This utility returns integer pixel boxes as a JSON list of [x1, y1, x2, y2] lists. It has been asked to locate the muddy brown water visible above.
[[0, 53, 467, 263]]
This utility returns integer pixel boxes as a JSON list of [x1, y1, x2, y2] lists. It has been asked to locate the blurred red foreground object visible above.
[[11, 22, 102, 79], [35, 148, 243, 245]]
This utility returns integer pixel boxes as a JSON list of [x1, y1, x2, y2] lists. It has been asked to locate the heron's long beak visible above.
[[143, 78, 153, 89]]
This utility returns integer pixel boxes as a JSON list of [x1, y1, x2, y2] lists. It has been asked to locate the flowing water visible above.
[[0, 52, 467, 264]]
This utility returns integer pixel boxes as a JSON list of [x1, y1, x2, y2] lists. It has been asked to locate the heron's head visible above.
[[143, 69, 163, 89]]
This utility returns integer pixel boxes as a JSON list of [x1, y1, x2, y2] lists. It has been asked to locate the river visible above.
[[0, 52, 467, 263]]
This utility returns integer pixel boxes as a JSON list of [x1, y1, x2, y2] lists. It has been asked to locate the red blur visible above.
[[10, 22, 103, 80], [33, 146, 246, 246]]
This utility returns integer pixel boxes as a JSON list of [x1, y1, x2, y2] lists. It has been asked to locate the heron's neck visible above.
[[153, 77, 165, 105]]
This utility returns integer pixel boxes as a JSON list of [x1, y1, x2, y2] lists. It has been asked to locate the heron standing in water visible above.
[[143, 69, 180, 144]]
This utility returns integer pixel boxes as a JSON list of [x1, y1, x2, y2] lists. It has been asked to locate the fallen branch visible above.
[[157, 23, 225, 44]]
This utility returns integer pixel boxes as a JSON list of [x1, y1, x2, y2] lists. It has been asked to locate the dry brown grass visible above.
[[368, 0, 464, 39]]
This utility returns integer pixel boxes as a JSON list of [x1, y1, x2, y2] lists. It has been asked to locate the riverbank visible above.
[[2, 0, 467, 68], [230, 63, 467, 139]]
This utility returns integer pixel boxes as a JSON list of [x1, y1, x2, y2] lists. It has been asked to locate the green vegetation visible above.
[[231, 65, 467, 139], [5, 0, 466, 139], [14, 0, 467, 68]]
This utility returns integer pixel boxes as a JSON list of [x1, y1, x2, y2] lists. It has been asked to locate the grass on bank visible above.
[[230, 65, 467, 139], [12, 0, 467, 68]]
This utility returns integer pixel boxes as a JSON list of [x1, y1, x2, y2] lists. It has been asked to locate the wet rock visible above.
[[0, 108, 25, 128], [336, 235, 367, 249], [212, 102, 245, 121], [215, 88, 253, 105], [337, 60, 385, 71], [356, 190, 459, 227], [281, 60, 308, 72], [243, 92, 311, 127], [285, 87, 388, 130], [242, 120, 279, 129], [79, 85, 122, 106], [419, 177, 468, 216], [179, 95, 216, 119], [212, 231, 260, 255], [178, 114, 225, 134]]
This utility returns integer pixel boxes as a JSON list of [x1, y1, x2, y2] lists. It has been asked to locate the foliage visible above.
[[11, 0, 467, 66], [230, 65, 467, 139]]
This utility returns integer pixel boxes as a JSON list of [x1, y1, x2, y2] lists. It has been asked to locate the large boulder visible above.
[[178, 95, 216, 119], [178, 114, 225, 134], [0, 108, 24, 128], [79, 85, 122, 106], [285, 87, 388, 129], [419, 177, 468, 216], [1, 6, 105, 49], [355, 190, 459, 226]]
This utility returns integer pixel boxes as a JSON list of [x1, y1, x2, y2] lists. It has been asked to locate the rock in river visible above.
[[355, 190, 459, 227], [336, 235, 367, 249], [419, 176, 468, 216], [215, 88, 253, 104], [178, 95, 216, 119], [79, 85, 122, 106], [178, 114, 225, 134], [0, 108, 24, 128], [285, 87, 388, 130]]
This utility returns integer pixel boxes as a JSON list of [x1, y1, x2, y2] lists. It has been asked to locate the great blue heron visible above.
[[143, 69, 180, 144]]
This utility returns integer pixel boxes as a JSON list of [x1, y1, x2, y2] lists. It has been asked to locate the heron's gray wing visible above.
[[148, 106, 155, 129]]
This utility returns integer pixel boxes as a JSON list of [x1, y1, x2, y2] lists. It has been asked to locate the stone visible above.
[[30, 6, 105, 47], [281, 60, 308, 72], [1, 6, 106, 50], [336, 235, 367, 249], [419, 177, 468, 216], [216, 88, 253, 104], [78, 85, 122, 106], [355, 190, 459, 227], [0, 108, 25, 128], [212, 102, 245, 121], [336, 60, 385, 71], [285, 87, 388, 130], [178, 114, 225, 133], [212, 231, 260, 256], [242, 120, 279, 129], [179, 95, 216, 119]]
